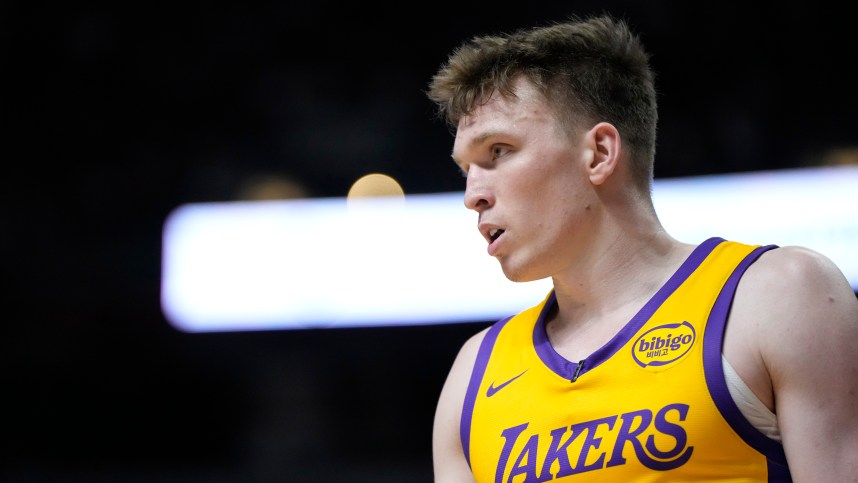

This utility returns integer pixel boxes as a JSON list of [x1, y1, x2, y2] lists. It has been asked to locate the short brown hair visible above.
[[427, 14, 658, 191]]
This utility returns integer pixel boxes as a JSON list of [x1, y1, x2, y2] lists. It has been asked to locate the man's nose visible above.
[[463, 169, 494, 212]]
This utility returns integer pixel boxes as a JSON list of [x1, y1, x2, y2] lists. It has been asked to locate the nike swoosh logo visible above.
[[486, 370, 528, 397]]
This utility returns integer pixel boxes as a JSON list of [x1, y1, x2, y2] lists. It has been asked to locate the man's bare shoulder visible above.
[[436, 324, 493, 420], [732, 243, 858, 373], [727, 244, 857, 368], [739, 245, 853, 304], [451, 326, 492, 375]]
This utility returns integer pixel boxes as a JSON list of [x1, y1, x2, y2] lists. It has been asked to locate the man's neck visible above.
[[545, 230, 694, 360]]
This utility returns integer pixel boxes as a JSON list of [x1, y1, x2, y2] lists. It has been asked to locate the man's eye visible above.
[[491, 146, 508, 159]]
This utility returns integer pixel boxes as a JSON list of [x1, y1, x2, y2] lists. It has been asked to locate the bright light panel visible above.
[[161, 165, 858, 332]]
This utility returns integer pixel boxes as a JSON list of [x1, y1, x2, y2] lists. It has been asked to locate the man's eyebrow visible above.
[[451, 129, 505, 170], [453, 130, 502, 162], [468, 130, 501, 148]]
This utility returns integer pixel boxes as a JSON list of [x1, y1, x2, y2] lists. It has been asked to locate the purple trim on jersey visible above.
[[533, 237, 726, 380], [703, 244, 793, 481], [461, 315, 514, 468], [532, 291, 581, 378]]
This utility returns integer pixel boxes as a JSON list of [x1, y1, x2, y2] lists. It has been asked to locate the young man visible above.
[[426, 14, 858, 482]]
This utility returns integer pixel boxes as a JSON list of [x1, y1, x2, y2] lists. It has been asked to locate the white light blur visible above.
[[161, 165, 858, 333]]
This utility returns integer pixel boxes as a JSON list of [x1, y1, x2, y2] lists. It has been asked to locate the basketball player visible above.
[[426, 14, 858, 482]]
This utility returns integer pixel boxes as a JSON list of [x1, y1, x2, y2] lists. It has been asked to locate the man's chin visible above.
[[500, 263, 544, 284]]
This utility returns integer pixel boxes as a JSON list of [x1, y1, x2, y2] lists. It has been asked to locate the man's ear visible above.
[[585, 122, 621, 186]]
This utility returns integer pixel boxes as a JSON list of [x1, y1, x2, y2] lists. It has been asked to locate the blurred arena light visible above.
[[347, 172, 405, 198], [161, 165, 858, 332]]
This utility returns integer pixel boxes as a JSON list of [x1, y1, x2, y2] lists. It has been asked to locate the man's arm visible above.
[[432, 329, 487, 483], [737, 246, 858, 481]]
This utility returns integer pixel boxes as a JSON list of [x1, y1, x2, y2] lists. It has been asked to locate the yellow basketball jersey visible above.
[[463, 237, 791, 482]]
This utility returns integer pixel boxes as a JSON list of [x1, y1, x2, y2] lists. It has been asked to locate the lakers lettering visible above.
[[494, 403, 694, 482]]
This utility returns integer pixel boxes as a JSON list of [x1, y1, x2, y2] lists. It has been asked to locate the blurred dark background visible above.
[[4, 1, 857, 481]]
